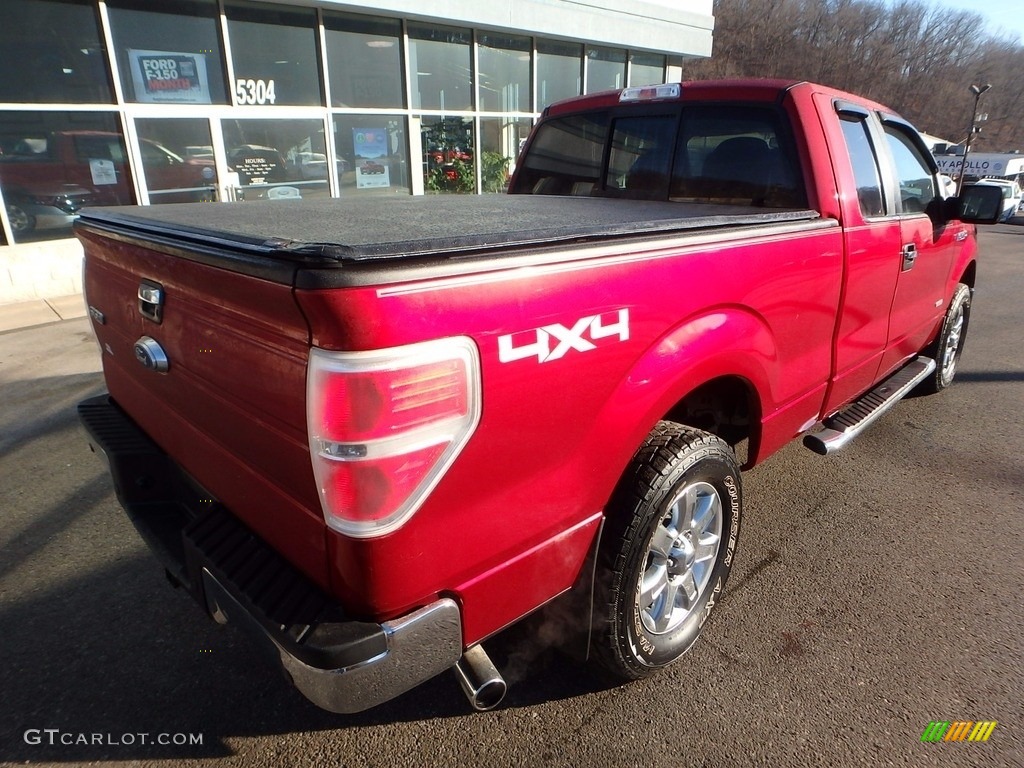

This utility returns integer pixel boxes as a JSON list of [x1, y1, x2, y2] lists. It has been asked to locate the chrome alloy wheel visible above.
[[6, 204, 31, 233], [941, 302, 965, 380], [637, 480, 723, 635]]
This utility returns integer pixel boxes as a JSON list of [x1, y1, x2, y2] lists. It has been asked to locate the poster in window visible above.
[[353, 128, 390, 189], [129, 49, 211, 104]]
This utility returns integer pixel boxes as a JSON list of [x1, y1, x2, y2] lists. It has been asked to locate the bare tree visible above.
[[688, 0, 1024, 150]]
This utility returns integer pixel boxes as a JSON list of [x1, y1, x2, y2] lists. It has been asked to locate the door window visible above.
[[839, 116, 885, 217], [883, 125, 938, 214]]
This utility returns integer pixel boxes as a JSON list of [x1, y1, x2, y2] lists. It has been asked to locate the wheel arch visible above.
[[958, 258, 977, 291], [584, 307, 778, 514]]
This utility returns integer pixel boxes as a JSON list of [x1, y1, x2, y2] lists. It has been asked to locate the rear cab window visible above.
[[511, 101, 806, 208]]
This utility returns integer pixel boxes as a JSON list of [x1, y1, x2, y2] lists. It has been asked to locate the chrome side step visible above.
[[803, 356, 936, 455]]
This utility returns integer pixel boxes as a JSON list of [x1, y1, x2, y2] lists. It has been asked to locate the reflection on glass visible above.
[[107, 0, 227, 104], [537, 40, 582, 109], [629, 53, 666, 86], [0, 112, 134, 244], [226, 1, 322, 107], [324, 13, 403, 108], [478, 34, 530, 113], [0, 0, 112, 104], [135, 119, 217, 204], [334, 115, 410, 195], [421, 117, 474, 193], [222, 118, 329, 201], [480, 117, 532, 193], [586, 46, 626, 93], [408, 24, 472, 112]]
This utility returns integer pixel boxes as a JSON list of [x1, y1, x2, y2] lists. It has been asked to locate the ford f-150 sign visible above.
[[75, 79, 1002, 713]]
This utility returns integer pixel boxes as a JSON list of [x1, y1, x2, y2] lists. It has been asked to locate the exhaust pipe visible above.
[[454, 644, 507, 711]]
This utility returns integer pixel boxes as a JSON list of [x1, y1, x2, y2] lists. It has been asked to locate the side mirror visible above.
[[947, 184, 1004, 224]]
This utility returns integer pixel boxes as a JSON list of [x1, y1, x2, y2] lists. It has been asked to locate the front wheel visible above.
[[592, 422, 742, 681], [920, 282, 971, 394], [6, 203, 35, 235]]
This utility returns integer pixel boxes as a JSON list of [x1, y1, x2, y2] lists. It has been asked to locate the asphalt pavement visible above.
[[0, 227, 1021, 767]]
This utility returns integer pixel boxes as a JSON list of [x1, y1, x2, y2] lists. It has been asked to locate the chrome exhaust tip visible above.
[[454, 644, 507, 711]]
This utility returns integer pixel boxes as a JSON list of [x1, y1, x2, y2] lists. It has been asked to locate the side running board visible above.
[[803, 356, 936, 456]]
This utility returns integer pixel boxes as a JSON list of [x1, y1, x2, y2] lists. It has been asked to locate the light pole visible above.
[[957, 83, 992, 195]]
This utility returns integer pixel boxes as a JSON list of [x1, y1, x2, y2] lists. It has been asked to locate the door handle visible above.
[[901, 243, 918, 271]]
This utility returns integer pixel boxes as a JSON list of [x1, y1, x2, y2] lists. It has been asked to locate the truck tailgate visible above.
[[76, 223, 329, 589]]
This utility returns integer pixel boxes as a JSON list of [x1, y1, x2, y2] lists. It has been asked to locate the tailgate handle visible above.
[[138, 280, 164, 323]]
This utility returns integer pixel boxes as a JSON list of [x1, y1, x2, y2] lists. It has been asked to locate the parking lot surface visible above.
[[0, 228, 1021, 767]]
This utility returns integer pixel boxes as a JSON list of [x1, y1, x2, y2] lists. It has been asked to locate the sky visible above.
[[932, 0, 1024, 44]]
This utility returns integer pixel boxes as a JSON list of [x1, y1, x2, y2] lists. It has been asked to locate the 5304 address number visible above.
[[235, 78, 276, 105]]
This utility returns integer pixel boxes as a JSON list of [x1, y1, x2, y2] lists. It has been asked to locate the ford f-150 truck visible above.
[[76, 79, 1002, 713]]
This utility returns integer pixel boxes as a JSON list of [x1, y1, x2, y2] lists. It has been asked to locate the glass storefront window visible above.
[[421, 117, 474, 193], [537, 40, 581, 109], [0, 0, 112, 104], [586, 46, 626, 93], [226, 1, 322, 107], [0, 111, 134, 244], [408, 24, 472, 112], [480, 117, 531, 193], [134, 119, 217, 204], [333, 115, 410, 195], [629, 52, 666, 86], [222, 118, 329, 201], [324, 14, 404, 109], [477, 34, 530, 114], [107, 0, 227, 105]]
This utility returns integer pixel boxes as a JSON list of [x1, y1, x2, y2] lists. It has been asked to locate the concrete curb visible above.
[[0, 294, 87, 333]]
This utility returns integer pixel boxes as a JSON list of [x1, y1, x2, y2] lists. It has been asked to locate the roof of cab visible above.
[[541, 78, 896, 119]]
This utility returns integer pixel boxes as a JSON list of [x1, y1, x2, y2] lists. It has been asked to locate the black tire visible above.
[[592, 422, 742, 681], [920, 282, 971, 394], [6, 203, 35, 234]]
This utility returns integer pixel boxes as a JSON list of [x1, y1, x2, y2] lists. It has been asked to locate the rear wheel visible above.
[[920, 282, 971, 394], [592, 422, 741, 680]]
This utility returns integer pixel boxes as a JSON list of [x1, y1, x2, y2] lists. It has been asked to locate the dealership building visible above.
[[0, 0, 714, 304]]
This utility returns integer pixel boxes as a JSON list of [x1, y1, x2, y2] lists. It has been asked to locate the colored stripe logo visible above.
[[921, 721, 997, 742]]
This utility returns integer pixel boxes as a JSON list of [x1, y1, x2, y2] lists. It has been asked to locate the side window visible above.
[[883, 125, 938, 214], [509, 111, 609, 196], [604, 114, 675, 200], [669, 105, 805, 208], [839, 116, 885, 217]]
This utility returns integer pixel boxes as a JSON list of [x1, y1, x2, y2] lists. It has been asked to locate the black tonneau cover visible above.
[[78, 195, 819, 264]]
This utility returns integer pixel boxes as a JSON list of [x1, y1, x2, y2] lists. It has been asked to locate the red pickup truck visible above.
[[76, 79, 1001, 713]]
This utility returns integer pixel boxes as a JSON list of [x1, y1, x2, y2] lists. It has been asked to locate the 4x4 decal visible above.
[[498, 309, 630, 364]]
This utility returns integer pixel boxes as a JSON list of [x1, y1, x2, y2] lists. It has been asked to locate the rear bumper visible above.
[[77, 394, 463, 713]]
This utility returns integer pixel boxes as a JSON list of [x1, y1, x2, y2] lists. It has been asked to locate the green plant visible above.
[[481, 151, 512, 193]]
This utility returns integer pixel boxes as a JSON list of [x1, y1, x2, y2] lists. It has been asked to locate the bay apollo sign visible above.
[[934, 152, 1024, 178]]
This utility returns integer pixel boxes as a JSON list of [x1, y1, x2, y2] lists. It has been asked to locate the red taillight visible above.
[[307, 338, 481, 538]]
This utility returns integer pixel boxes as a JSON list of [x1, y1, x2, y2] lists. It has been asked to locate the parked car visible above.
[[286, 151, 328, 181], [938, 173, 957, 198], [360, 160, 386, 175], [964, 178, 1022, 222], [0, 130, 215, 218], [4, 184, 95, 236]]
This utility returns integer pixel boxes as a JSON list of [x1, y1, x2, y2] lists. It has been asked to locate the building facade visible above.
[[0, 0, 713, 302]]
